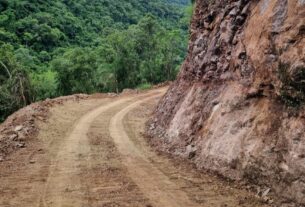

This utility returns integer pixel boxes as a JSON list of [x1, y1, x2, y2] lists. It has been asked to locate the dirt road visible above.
[[0, 88, 269, 207]]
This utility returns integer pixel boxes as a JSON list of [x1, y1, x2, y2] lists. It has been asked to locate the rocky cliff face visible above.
[[148, 0, 305, 205]]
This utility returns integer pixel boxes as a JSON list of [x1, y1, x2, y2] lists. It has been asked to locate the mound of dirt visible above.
[[147, 0, 305, 206], [152, 81, 173, 89], [122, 89, 140, 95], [0, 94, 90, 160]]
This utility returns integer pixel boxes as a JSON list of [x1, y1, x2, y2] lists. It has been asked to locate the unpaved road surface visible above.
[[0, 88, 269, 207]]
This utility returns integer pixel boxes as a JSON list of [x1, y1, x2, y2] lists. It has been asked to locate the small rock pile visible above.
[[0, 94, 89, 160]]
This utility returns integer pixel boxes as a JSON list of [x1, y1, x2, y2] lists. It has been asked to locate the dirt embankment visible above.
[[147, 0, 305, 206], [0, 82, 170, 161], [0, 93, 112, 161]]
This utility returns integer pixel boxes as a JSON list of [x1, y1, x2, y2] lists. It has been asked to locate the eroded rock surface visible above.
[[148, 0, 305, 205]]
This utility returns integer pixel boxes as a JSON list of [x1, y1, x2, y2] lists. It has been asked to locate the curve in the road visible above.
[[109, 94, 199, 207], [40, 91, 162, 207]]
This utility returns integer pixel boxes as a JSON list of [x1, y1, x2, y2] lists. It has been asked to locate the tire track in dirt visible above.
[[40, 91, 163, 207], [40, 97, 132, 207], [109, 94, 200, 207], [123, 99, 270, 207]]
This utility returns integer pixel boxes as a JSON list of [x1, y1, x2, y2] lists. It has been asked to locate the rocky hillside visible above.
[[148, 0, 305, 205]]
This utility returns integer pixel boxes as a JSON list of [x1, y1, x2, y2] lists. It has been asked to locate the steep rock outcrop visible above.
[[148, 0, 305, 205]]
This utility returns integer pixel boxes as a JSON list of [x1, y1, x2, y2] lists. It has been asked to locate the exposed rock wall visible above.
[[148, 0, 305, 205]]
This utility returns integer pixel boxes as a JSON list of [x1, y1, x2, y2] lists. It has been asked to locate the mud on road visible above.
[[0, 88, 269, 207]]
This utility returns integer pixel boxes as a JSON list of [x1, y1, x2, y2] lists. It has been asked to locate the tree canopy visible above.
[[0, 0, 192, 121]]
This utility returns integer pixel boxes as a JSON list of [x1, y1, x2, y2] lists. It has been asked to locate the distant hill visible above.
[[0, 0, 191, 121], [0, 0, 187, 52]]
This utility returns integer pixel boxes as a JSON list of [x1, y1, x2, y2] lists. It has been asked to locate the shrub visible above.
[[136, 83, 152, 90]]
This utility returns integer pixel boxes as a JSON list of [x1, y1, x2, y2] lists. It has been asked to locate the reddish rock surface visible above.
[[148, 0, 305, 205]]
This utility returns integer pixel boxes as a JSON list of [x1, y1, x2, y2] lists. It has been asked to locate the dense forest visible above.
[[0, 0, 192, 121]]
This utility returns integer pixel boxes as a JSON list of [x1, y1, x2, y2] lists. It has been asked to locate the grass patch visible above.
[[136, 83, 153, 90]]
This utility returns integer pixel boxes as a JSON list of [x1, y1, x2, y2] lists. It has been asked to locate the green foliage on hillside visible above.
[[0, 0, 191, 121], [166, 0, 190, 6], [0, 44, 33, 120]]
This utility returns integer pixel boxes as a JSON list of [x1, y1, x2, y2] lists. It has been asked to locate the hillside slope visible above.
[[0, 0, 190, 121], [0, 0, 186, 50], [148, 0, 305, 205]]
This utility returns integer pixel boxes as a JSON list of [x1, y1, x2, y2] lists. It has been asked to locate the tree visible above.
[[52, 47, 97, 95], [0, 44, 33, 121], [0, 0, 190, 121]]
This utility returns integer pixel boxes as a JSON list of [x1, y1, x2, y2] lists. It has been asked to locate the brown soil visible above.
[[0, 88, 269, 207]]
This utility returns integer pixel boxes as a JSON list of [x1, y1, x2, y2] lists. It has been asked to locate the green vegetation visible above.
[[0, 0, 192, 121], [137, 83, 153, 90], [0, 44, 32, 120]]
